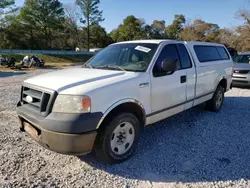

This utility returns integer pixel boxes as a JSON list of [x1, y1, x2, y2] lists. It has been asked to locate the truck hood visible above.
[[24, 68, 130, 92]]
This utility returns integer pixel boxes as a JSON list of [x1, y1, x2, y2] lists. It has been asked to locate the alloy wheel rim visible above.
[[216, 91, 223, 108]]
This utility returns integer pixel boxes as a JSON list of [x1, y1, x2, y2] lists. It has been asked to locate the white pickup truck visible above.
[[17, 40, 233, 164]]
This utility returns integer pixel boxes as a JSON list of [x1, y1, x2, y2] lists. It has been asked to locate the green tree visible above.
[[142, 24, 153, 39], [76, 0, 104, 51], [150, 20, 165, 39], [63, 4, 81, 50], [109, 28, 119, 42], [165, 14, 186, 39], [0, 0, 15, 16], [18, 0, 65, 49], [110, 15, 145, 42], [80, 24, 113, 49], [89, 24, 112, 47], [0, 0, 14, 8], [0, 0, 16, 48], [0, 0, 16, 26], [0, 17, 27, 49]]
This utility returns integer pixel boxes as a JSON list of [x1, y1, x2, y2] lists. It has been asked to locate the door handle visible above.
[[180, 75, 187, 83], [139, 82, 149, 88]]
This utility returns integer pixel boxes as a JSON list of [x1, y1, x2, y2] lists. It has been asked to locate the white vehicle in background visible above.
[[22, 55, 29, 63], [20, 55, 45, 68], [20, 55, 30, 66], [89, 48, 103, 52], [232, 52, 250, 87], [17, 40, 233, 164]]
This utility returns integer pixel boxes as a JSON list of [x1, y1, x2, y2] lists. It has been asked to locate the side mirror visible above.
[[161, 59, 178, 73]]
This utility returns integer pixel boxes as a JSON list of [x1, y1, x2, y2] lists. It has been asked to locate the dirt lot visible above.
[[0, 69, 250, 188]]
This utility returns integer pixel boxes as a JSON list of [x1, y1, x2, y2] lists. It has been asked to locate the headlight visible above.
[[52, 95, 91, 113]]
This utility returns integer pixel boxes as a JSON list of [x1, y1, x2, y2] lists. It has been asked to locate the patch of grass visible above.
[[46, 54, 93, 63], [45, 62, 83, 68]]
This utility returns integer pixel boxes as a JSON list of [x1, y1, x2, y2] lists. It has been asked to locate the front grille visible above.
[[234, 70, 250, 74], [21, 86, 56, 116]]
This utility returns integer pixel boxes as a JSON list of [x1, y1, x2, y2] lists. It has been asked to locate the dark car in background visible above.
[[232, 52, 250, 87], [0, 55, 16, 67]]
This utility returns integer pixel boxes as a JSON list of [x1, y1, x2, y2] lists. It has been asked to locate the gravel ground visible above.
[[0, 69, 250, 188]]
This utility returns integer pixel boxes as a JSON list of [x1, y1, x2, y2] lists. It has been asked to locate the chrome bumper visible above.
[[232, 73, 250, 85]]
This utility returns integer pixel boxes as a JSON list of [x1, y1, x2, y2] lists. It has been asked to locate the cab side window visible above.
[[177, 44, 192, 69], [153, 44, 181, 77]]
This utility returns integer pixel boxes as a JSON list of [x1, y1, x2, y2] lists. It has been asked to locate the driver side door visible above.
[[149, 43, 188, 124]]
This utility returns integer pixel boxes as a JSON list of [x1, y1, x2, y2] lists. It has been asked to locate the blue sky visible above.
[[16, 0, 249, 32]]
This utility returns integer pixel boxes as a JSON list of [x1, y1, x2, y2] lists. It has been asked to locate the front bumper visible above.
[[19, 117, 97, 155], [17, 102, 103, 155], [232, 73, 250, 86]]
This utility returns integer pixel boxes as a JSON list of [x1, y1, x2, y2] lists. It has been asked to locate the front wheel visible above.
[[206, 85, 225, 112], [94, 113, 141, 164]]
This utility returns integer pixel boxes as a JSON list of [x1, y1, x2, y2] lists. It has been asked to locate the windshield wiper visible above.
[[94, 65, 126, 71]]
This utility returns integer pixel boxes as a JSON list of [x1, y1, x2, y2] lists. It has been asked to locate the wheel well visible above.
[[98, 102, 145, 130], [219, 78, 227, 91]]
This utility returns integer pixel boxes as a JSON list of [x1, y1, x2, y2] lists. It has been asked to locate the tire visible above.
[[94, 113, 141, 164], [206, 85, 225, 112]]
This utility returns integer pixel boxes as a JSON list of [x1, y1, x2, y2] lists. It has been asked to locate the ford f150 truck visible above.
[[17, 40, 233, 164]]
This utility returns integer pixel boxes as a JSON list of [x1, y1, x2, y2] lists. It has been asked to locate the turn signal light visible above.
[[82, 97, 91, 109]]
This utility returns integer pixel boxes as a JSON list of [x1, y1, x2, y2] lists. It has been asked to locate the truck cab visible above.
[[17, 40, 233, 164]]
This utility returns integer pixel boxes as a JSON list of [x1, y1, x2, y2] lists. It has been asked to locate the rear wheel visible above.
[[94, 113, 141, 164], [206, 85, 225, 112]]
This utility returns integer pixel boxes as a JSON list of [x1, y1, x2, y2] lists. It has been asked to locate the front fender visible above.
[[96, 98, 146, 129]]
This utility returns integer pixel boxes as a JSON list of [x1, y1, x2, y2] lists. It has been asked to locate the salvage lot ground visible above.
[[0, 69, 250, 188]]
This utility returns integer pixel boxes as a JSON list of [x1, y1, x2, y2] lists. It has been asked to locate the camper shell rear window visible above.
[[194, 45, 230, 63]]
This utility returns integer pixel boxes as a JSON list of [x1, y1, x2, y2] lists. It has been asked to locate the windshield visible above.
[[233, 54, 250, 64], [85, 43, 158, 72]]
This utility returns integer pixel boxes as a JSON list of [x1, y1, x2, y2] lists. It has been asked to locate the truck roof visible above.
[[115, 40, 225, 46], [115, 40, 174, 44]]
